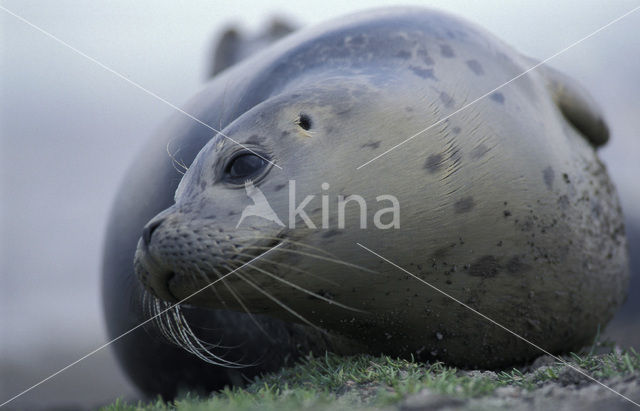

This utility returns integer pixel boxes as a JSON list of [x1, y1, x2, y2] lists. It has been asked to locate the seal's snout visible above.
[[136, 215, 180, 302], [142, 217, 165, 247], [135, 238, 178, 303]]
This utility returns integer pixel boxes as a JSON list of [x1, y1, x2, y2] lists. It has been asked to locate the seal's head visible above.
[[134, 76, 409, 307]]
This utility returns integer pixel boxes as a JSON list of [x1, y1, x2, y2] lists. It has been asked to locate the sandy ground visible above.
[[400, 377, 640, 411]]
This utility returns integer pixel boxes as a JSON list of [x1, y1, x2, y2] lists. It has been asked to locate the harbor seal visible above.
[[103, 7, 629, 398]]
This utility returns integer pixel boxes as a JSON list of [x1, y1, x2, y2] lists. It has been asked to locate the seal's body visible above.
[[103, 8, 628, 398]]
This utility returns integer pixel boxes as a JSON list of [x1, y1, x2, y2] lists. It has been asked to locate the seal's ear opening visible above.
[[538, 64, 610, 148], [297, 113, 312, 131]]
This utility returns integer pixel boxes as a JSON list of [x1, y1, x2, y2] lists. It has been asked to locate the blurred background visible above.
[[1, 0, 638, 409]]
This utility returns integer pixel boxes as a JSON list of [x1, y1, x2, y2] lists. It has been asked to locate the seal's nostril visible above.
[[142, 219, 164, 246]]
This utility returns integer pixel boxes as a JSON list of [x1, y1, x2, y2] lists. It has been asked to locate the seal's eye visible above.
[[226, 153, 267, 180]]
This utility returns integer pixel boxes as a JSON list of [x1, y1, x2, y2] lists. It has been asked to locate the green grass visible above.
[[101, 343, 640, 411]]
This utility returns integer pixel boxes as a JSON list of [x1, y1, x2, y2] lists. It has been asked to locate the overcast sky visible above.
[[1, 0, 639, 407]]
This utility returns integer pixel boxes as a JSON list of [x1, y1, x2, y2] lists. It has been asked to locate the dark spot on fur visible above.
[[410, 66, 436, 80], [440, 44, 455, 58], [439, 92, 455, 108], [490, 92, 505, 104], [469, 255, 500, 278], [322, 229, 342, 238], [506, 256, 528, 274], [452, 126, 461, 134], [543, 167, 555, 190], [466, 59, 484, 75], [416, 49, 434, 65], [274, 184, 286, 192], [281, 130, 290, 137], [454, 197, 475, 214], [470, 144, 490, 160], [503, 210, 512, 217], [395, 50, 411, 60], [562, 173, 571, 184], [228, 210, 238, 216], [432, 243, 457, 260], [424, 153, 444, 173], [361, 141, 381, 150]]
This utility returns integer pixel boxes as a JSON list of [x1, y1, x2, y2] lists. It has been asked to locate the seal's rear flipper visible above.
[[537, 64, 609, 147], [209, 18, 296, 78]]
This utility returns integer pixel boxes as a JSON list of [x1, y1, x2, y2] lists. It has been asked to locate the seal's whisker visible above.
[[231, 251, 340, 287], [144, 285, 253, 367], [166, 140, 188, 175], [231, 235, 339, 258], [218, 80, 230, 133], [236, 273, 325, 334], [223, 262, 326, 334], [175, 275, 233, 350], [244, 263, 367, 313], [155, 299, 256, 368], [170, 305, 256, 368], [200, 263, 276, 343], [193, 267, 229, 309], [146, 264, 271, 368], [173, 271, 255, 350], [241, 246, 378, 274], [141, 290, 158, 320]]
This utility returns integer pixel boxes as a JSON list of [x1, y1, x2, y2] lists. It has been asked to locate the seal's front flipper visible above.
[[537, 64, 609, 147], [208, 18, 296, 78]]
